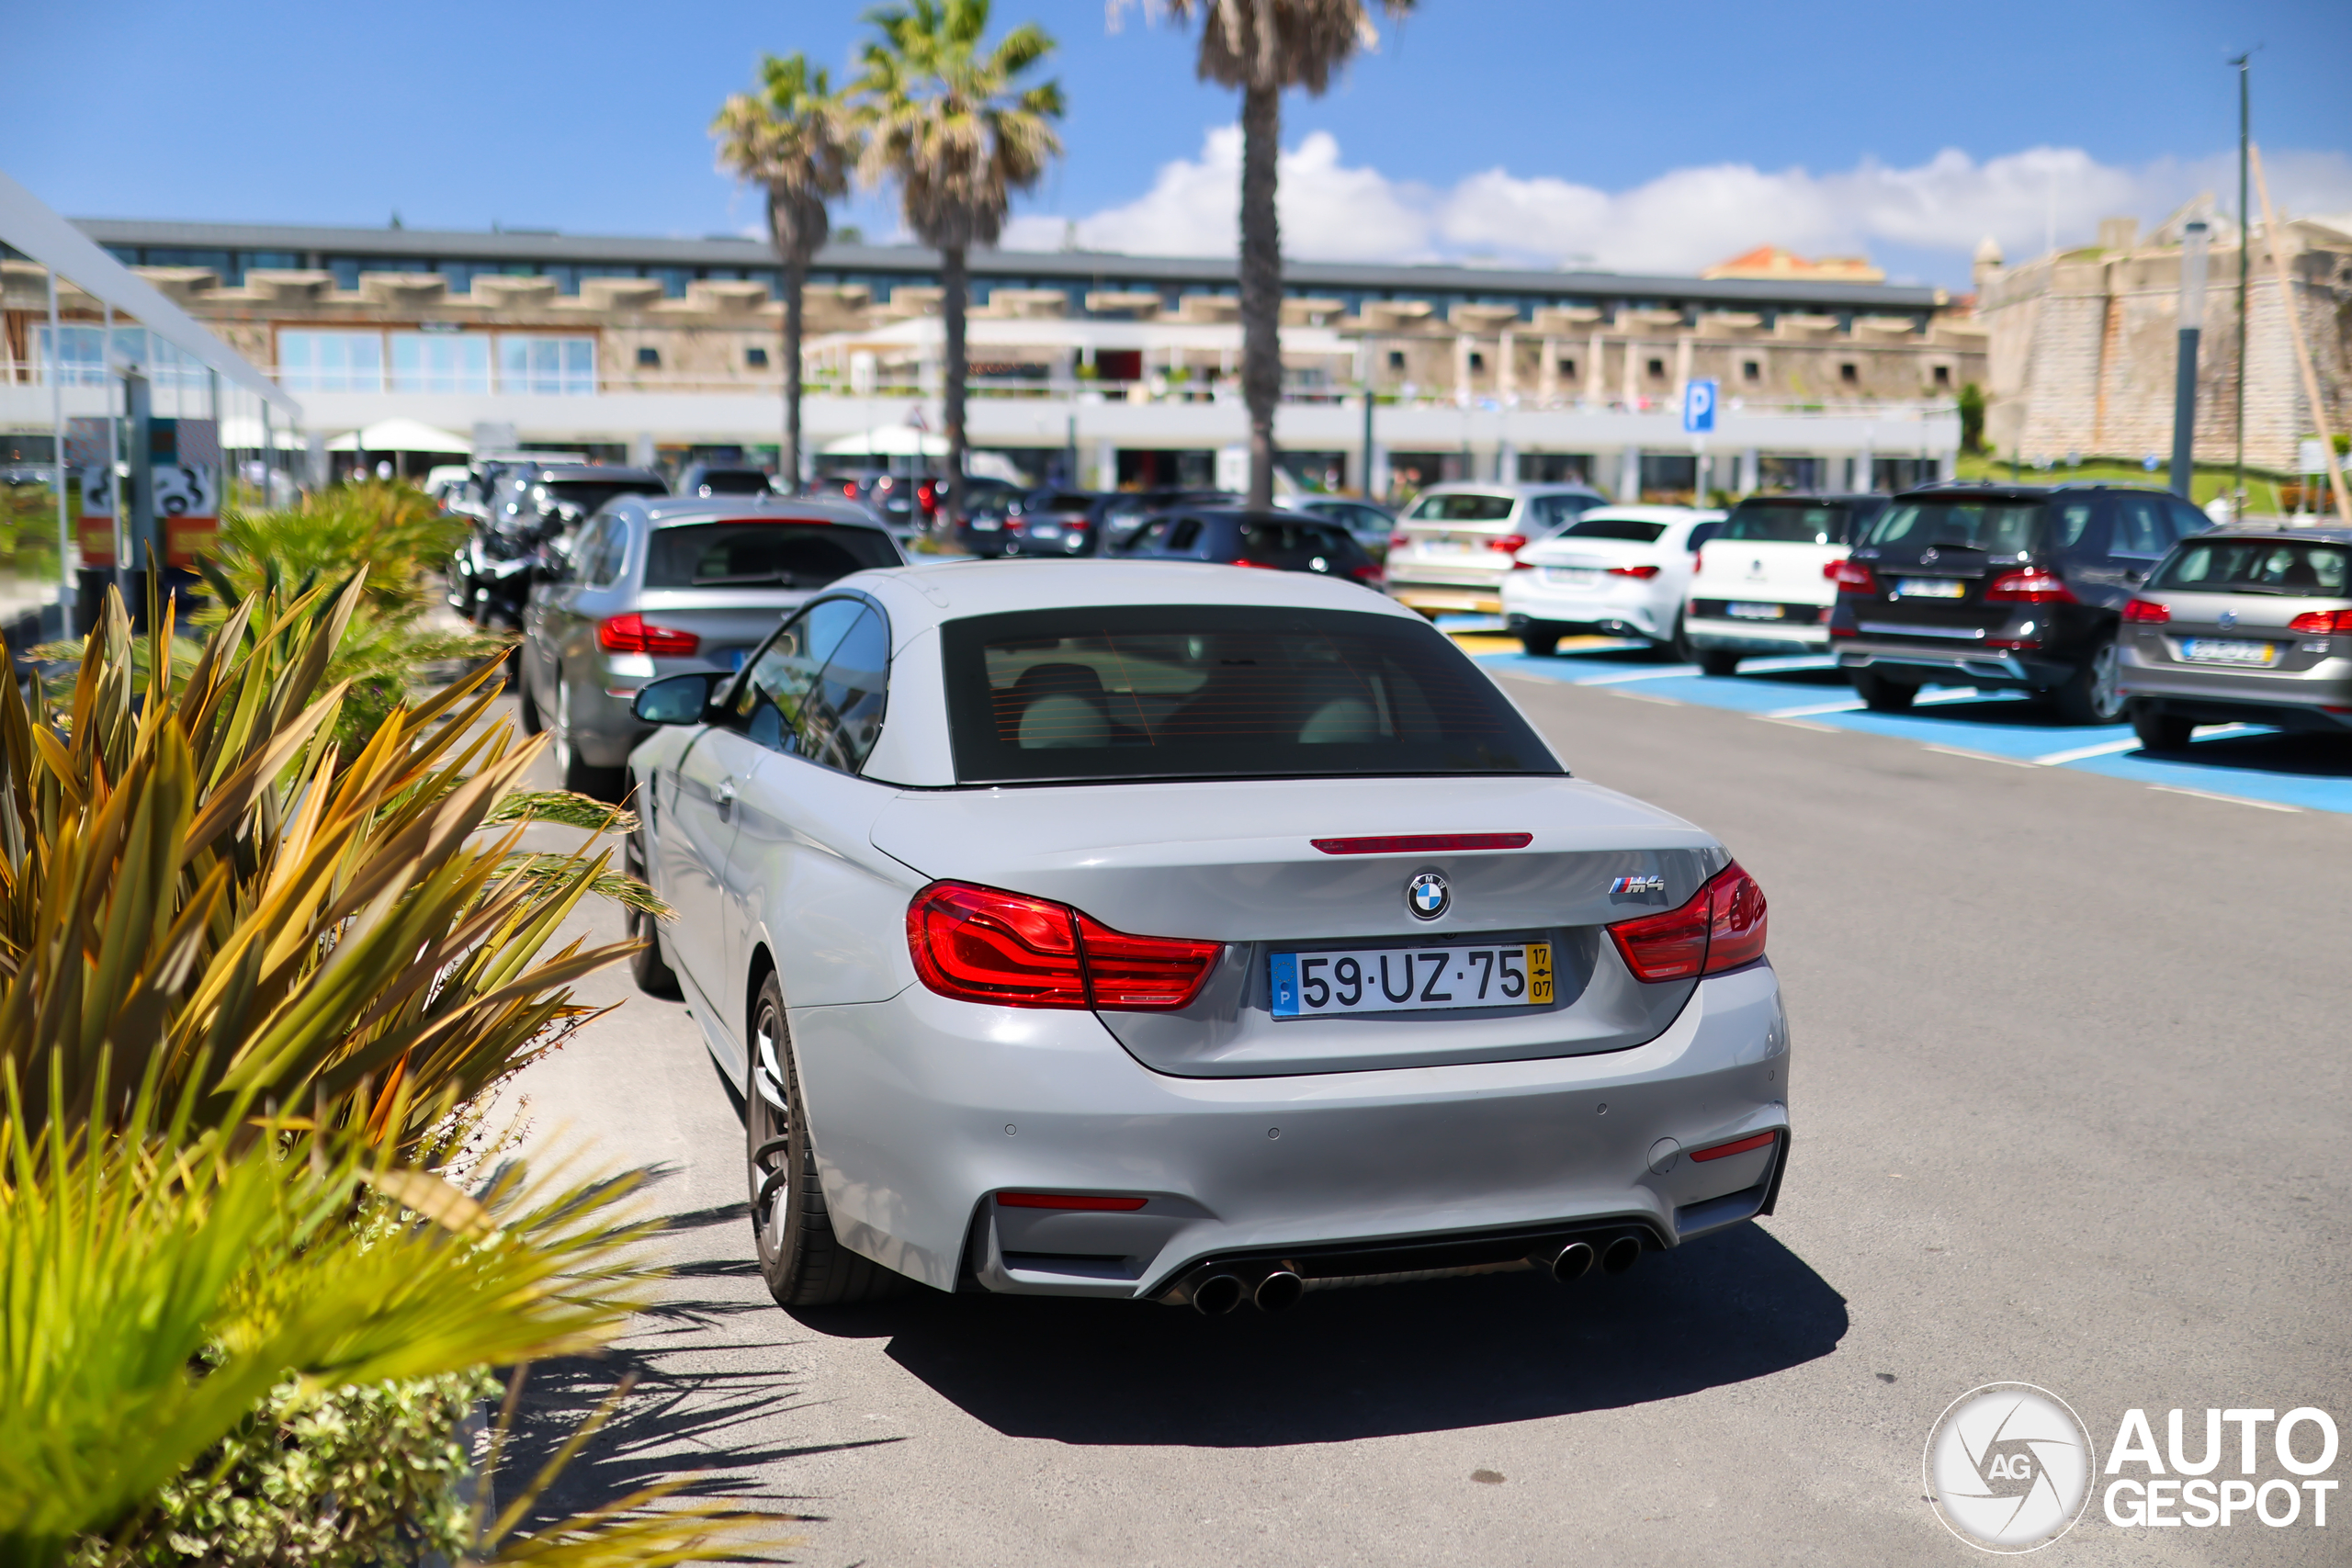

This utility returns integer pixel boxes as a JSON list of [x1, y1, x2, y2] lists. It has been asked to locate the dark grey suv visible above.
[[1827, 484, 2210, 722]]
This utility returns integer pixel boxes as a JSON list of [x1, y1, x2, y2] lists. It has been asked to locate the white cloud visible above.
[[1000, 128, 2352, 279]]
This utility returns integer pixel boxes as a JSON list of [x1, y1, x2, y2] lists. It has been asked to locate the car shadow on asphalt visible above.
[[2142, 728, 2352, 776], [793, 1221, 1846, 1447]]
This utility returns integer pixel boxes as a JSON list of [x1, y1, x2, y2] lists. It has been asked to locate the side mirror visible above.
[[633, 671, 718, 726]]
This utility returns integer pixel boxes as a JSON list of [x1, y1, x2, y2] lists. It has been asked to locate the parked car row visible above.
[[1492, 480, 2346, 741]]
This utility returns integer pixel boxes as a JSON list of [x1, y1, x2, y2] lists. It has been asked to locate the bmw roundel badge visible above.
[[1407, 872, 1450, 920]]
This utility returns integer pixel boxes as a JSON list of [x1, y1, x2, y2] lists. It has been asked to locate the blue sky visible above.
[[7, 0, 2349, 286]]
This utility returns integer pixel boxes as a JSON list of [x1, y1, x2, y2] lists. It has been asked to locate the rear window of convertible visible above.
[[940, 605, 1562, 784]]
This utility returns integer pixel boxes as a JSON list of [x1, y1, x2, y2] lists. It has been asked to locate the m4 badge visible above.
[[1610, 874, 1666, 897]]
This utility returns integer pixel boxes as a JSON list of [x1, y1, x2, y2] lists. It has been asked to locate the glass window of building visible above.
[[279, 330, 387, 393], [390, 332, 492, 393], [499, 336, 597, 396], [34, 326, 106, 386]]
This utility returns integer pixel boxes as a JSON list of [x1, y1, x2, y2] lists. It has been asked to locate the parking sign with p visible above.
[[1682, 378, 1718, 434]]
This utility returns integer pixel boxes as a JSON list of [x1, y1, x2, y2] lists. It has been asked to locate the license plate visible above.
[[1896, 578, 1968, 599], [1270, 942, 1554, 1019], [2183, 637, 2277, 666], [1544, 567, 1600, 586], [1726, 602, 1783, 620]]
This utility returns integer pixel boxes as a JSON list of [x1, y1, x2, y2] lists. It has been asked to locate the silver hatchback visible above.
[[2118, 526, 2352, 750], [519, 495, 901, 796]]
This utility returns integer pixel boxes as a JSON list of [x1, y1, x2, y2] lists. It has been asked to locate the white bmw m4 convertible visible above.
[[622, 559, 1790, 1314]]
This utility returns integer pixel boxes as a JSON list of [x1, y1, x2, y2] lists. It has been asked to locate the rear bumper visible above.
[[1685, 615, 1828, 655], [1833, 636, 2072, 688], [1390, 581, 1502, 615], [1501, 580, 1673, 640], [2119, 644, 2352, 722], [786, 962, 1792, 1299]]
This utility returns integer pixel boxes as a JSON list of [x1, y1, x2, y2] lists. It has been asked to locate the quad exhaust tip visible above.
[[1601, 1235, 1643, 1275], [1254, 1269, 1306, 1313], [1550, 1241, 1595, 1282], [1192, 1274, 1245, 1315]]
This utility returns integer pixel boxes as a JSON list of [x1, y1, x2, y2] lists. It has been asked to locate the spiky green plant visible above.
[[0, 581, 641, 1161]]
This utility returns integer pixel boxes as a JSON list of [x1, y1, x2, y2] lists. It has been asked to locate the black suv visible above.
[[1828, 484, 2211, 722]]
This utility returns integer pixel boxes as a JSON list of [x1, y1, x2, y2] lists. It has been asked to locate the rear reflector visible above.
[[1607, 861, 1767, 982], [1312, 833, 1534, 854], [1689, 1131, 1778, 1163], [907, 881, 1221, 1011], [996, 1192, 1149, 1211]]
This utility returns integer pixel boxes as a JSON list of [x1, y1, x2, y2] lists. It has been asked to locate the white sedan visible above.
[[623, 560, 1791, 1314], [1500, 505, 1726, 657]]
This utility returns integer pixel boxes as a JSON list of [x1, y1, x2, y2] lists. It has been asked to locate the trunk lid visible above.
[[870, 774, 1724, 1077], [630, 588, 817, 669]]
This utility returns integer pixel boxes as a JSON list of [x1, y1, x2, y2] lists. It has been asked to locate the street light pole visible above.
[[2231, 52, 2250, 512], [2170, 220, 2208, 500]]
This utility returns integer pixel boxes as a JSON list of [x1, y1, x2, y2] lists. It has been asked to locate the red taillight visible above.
[[1825, 559, 1878, 593], [907, 882, 1220, 1011], [841, 480, 858, 498], [1350, 563, 1385, 585], [598, 613, 700, 656], [1510, 558, 1539, 570], [2122, 598, 2172, 625], [1689, 1131, 1778, 1163], [1828, 623, 1857, 637], [1984, 568, 2076, 604], [1229, 558, 1278, 569], [1487, 534, 1530, 554], [997, 1191, 1149, 1211], [1312, 832, 1533, 855], [1388, 532, 1410, 553], [1607, 861, 1767, 983], [2288, 608, 2352, 634], [1608, 563, 1662, 580]]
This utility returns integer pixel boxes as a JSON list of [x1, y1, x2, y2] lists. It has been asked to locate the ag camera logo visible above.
[[1924, 1383, 2095, 1552]]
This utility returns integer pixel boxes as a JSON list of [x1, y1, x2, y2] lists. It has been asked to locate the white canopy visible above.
[[820, 423, 949, 457], [325, 418, 471, 454]]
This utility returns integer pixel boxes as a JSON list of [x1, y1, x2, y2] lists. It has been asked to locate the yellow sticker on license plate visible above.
[[1528, 942, 1554, 1005]]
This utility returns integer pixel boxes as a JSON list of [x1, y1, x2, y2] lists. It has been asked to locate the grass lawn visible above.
[[1955, 454, 2320, 513]]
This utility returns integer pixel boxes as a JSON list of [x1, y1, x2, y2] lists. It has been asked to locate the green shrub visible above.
[[85, 1370, 498, 1568]]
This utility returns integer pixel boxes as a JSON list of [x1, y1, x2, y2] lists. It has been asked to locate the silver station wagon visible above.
[[517, 495, 900, 797], [620, 560, 1792, 1315], [2119, 525, 2352, 750]]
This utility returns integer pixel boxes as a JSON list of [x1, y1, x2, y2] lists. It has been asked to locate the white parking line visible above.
[[1912, 687, 1987, 705], [2149, 784, 2302, 812], [1758, 716, 1841, 732], [1921, 744, 2040, 769], [1764, 699, 1866, 717], [1574, 666, 1702, 685], [2030, 737, 2144, 765], [1610, 690, 1684, 705]]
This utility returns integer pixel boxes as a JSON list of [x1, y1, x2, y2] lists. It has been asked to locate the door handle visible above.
[[716, 778, 737, 821]]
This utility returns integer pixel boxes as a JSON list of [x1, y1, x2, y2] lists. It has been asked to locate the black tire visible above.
[[1520, 630, 1560, 657], [746, 973, 909, 1307], [1698, 650, 1742, 677], [515, 658, 544, 735], [1849, 667, 1918, 712], [2046, 636, 2124, 726], [623, 819, 680, 999], [1660, 611, 1693, 663], [2131, 703, 2194, 752]]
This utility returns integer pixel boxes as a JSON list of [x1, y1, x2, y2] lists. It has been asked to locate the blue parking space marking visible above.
[[1473, 644, 2352, 816]]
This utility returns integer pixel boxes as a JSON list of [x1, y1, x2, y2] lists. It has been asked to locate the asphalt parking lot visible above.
[[493, 656, 2350, 1566]]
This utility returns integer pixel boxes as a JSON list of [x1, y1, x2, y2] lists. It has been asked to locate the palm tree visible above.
[[713, 54, 860, 491], [855, 0, 1063, 525], [1147, 0, 1414, 507]]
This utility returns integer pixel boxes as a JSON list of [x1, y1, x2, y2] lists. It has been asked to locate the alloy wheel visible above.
[[747, 1001, 791, 1257]]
